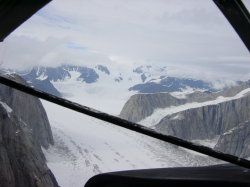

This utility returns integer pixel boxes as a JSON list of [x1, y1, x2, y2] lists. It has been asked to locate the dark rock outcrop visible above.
[[95, 65, 110, 75], [30, 79, 62, 97], [120, 93, 186, 122], [185, 91, 216, 102], [0, 74, 54, 148], [141, 73, 147, 82], [23, 65, 99, 84], [78, 67, 99, 83], [155, 94, 250, 140], [129, 76, 214, 93], [218, 81, 250, 97], [120, 81, 250, 123], [115, 76, 123, 82], [23, 66, 70, 82], [120, 80, 250, 157], [0, 74, 58, 187], [215, 121, 250, 158]]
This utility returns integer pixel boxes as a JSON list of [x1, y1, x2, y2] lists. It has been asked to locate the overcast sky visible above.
[[0, 0, 249, 81]]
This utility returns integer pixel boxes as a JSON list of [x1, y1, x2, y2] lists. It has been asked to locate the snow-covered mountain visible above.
[[120, 81, 250, 123], [7, 64, 221, 116], [20, 65, 101, 97], [5, 64, 223, 186], [0, 74, 58, 187], [14, 64, 217, 97], [130, 65, 215, 93], [23, 65, 100, 83], [129, 76, 214, 93], [2, 66, 248, 187], [120, 81, 250, 158]]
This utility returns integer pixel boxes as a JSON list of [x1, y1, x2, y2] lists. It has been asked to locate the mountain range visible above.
[[120, 80, 250, 158], [1, 68, 249, 186], [3, 64, 218, 97], [0, 74, 58, 187]]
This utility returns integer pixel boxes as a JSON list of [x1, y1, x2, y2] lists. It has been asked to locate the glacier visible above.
[[42, 100, 219, 187], [37, 65, 246, 186]]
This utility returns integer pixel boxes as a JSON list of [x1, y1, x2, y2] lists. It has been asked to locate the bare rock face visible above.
[[0, 74, 53, 148], [155, 94, 250, 140], [119, 93, 186, 122], [218, 81, 250, 97], [120, 81, 250, 123], [120, 81, 250, 157], [185, 91, 216, 102], [0, 74, 58, 187], [215, 121, 250, 158]]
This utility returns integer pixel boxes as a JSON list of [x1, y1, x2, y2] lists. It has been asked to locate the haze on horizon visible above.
[[0, 0, 249, 83]]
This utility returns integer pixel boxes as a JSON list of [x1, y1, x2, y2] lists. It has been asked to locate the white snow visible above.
[[36, 73, 48, 80], [66, 71, 81, 81], [51, 68, 139, 115], [148, 78, 161, 84], [222, 122, 248, 136], [39, 69, 250, 187], [0, 101, 12, 113], [171, 114, 184, 120], [42, 100, 218, 187], [170, 87, 203, 99], [139, 88, 250, 127]]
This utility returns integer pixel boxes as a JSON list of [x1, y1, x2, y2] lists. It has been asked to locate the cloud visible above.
[[0, 0, 249, 81], [1, 36, 113, 70]]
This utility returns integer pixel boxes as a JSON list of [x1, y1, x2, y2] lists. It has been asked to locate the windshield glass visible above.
[[0, 0, 249, 186]]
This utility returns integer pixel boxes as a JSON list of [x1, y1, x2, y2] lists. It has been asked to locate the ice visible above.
[[42, 100, 218, 187], [36, 72, 48, 80], [51, 68, 138, 115], [40, 71, 248, 186]]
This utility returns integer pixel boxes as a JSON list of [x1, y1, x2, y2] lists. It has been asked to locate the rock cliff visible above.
[[0, 74, 58, 187], [155, 94, 250, 140], [120, 81, 250, 157], [120, 81, 250, 123], [215, 121, 250, 158], [0, 74, 54, 148], [120, 93, 186, 122]]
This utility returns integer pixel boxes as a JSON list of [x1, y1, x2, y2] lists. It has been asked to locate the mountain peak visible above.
[[95, 65, 110, 75]]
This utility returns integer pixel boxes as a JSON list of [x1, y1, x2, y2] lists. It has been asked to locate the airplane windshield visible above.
[[0, 0, 249, 186]]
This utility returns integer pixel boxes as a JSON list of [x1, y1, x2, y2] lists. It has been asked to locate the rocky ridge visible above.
[[120, 81, 250, 158], [8, 64, 218, 97], [129, 76, 214, 93], [120, 81, 250, 123], [215, 121, 250, 158], [120, 93, 186, 122], [0, 74, 58, 187], [155, 93, 250, 140]]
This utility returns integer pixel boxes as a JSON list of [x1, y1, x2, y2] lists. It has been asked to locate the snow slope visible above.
[[42, 100, 219, 187], [51, 68, 139, 115], [41, 70, 245, 186]]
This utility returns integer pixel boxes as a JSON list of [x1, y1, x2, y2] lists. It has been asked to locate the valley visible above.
[[42, 100, 219, 186], [1, 64, 250, 187]]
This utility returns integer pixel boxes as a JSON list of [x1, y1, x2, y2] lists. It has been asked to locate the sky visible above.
[[0, 0, 249, 81]]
